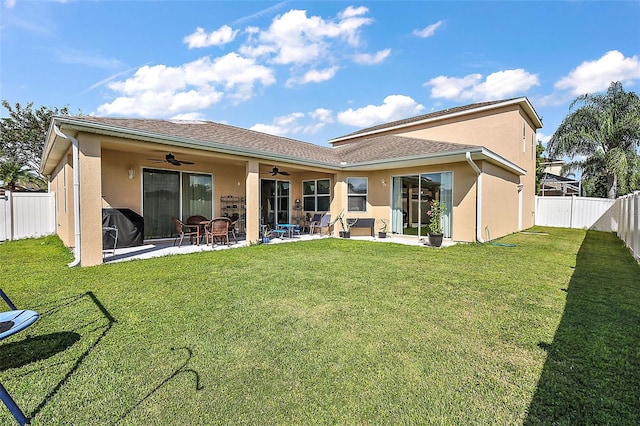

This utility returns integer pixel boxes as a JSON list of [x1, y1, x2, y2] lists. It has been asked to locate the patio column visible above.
[[78, 134, 104, 267], [245, 160, 260, 244]]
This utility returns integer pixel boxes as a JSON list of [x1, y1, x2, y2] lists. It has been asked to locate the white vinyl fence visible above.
[[0, 191, 56, 242], [535, 193, 639, 262], [617, 191, 639, 262]]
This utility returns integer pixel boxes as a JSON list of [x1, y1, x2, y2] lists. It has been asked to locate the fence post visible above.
[[628, 195, 632, 246], [634, 192, 639, 261], [8, 191, 14, 241]]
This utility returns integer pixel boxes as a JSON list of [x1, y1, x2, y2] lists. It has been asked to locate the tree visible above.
[[547, 81, 640, 199], [0, 100, 69, 191]]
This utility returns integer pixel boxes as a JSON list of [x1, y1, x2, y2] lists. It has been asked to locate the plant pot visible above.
[[378, 232, 387, 238], [429, 233, 443, 247], [262, 237, 270, 244], [340, 231, 351, 238]]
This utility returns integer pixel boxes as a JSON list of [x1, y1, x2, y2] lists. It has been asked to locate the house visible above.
[[539, 158, 581, 196], [40, 97, 543, 266]]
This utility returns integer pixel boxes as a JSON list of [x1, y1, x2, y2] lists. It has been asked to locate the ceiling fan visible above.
[[263, 166, 290, 176], [148, 152, 194, 166]]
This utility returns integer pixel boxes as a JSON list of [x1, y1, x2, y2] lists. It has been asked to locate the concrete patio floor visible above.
[[103, 233, 454, 263]]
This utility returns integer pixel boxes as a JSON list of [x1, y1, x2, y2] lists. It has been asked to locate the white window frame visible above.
[[302, 178, 331, 212], [347, 177, 368, 212]]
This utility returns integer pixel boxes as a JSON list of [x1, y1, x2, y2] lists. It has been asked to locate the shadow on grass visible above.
[[0, 332, 81, 371], [117, 346, 203, 423], [525, 231, 640, 424], [26, 291, 117, 421]]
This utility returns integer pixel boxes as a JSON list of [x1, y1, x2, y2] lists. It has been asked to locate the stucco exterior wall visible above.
[[78, 133, 103, 267], [50, 150, 74, 248], [481, 162, 520, 240], [400, 105, 536, 172], [333, 161, 481, 242]]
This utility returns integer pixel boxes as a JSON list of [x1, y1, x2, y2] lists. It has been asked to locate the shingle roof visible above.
[[65, 116, 342, 165], [335, 135, 480, 165], [330, 98, 524, 141], [57, 116, 481, 167]]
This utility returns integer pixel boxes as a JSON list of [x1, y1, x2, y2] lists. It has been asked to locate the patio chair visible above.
[[308, 213, 323, 234], [186, 215, 209, 244], [317, 213, 332, 236], [171, 217, 199, 247], [0, 289, 39, 426], [206, 217, 230, 246], [228, 220, 238, 243]]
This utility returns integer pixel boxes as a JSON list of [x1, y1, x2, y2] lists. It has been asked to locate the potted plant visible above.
[[427, 199, 446, 247], [378, 219, 387, 238], [332, 210, 357, 238], [261, 229, 271, 244]]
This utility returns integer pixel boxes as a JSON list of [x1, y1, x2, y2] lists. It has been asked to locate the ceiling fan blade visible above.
[[279, 171, 290, 175], [179, 160, 194, 165]]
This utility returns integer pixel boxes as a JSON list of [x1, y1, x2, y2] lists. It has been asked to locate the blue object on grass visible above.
[[0, 289, 39, 425]]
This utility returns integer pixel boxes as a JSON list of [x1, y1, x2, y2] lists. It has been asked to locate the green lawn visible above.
[[1, 227, 638, 425]]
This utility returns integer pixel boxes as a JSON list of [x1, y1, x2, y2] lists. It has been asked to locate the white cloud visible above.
[[287, 66, 339, 86], [537, 132, 552, 148], [170, 112, 207, 121], [251, 108, 334, 137], [309, 107, 333, 123], [337, 95, 425, 127], [240, 6, 373, 66], [97, 53, 275, 117], [413, 20, 443, 38], [250, 112, 304, 136], [184, 25, 239, 49], [4, 0, 16, 8], [353, 48, 391, 65], [555, 50, 640, 95], [426, 69, 540, 101]]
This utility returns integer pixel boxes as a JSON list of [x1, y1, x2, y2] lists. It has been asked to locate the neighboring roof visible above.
[[329, 97, 543, 144], [41, 108, 526, 176], [542, 172, 577, 183]]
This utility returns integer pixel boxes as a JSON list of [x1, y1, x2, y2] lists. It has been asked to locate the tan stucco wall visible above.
[[402, 105, 536, 172], [78, 134, 104, 267], [481, 162, 520, 240], [331, 162, 482, 242], [49, 150, 74, 248]]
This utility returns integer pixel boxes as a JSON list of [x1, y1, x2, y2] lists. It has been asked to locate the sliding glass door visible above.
[[143, 169, 213, 239], [260, 179, 290, 228], [391, 172, 452, 238]]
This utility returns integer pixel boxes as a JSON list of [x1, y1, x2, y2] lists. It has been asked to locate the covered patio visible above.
[[102, 232, 454, 264]]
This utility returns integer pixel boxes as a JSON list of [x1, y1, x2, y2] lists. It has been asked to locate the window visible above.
[[347, 177, 367, 212], [302, 179, 330, 212], [531, 133, 536, 160], [523, 122, 527, 153]]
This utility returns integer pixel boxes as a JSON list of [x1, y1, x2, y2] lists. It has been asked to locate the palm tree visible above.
[[547, 81, 640, 198], [0, 158, 46, 191]]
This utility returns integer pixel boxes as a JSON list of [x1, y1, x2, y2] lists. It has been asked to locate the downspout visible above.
[[466, 152, 484, 243], [54, 125, 81, 267]]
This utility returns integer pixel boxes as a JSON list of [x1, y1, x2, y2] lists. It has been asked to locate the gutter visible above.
[[466, 152, 484, 243], [54, 125, 81, 267]]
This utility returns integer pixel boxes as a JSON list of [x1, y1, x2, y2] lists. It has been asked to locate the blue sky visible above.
[[1, 1, 639, 150]]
